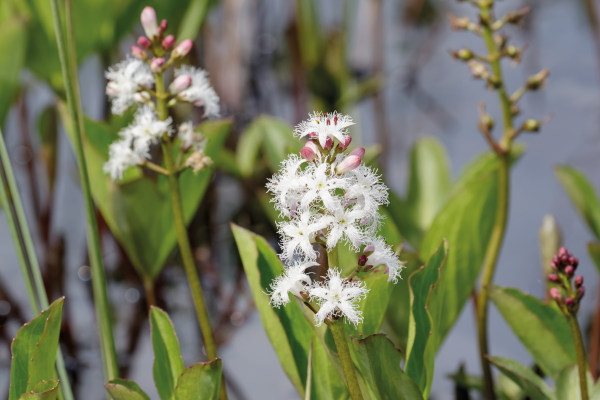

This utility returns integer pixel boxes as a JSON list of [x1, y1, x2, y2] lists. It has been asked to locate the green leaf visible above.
[[0, 14, 27, 124], [388, 138, 451, 249], [174, 359, 222, 400], [488, 356, 554, 400], [19, 380, 59, 400], [105, 379, 151, 400], [349, 334, 423, 400], [555, 165, 600, 241], [588, 242, 600, 276], [405, 240, 448, 398], [419, 150, 514, 354], [150, 306, 185, 400], [60, 105, 231, 279], [489, 286, 576, 377], [9, 298, 64, 400], [555, 365, 595, 400], [231, 223, 348, 400]]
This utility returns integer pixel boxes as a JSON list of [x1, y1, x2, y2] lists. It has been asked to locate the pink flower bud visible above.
[[137, 36, 151, 49], [162, 35, 175, 50], [575, 275, 584, 288], [172, 39, 193, 58], [358, 255, 367, 266], [131, 45, 145, 60], [341, 136, 352, 149], [169, 74, 192, 93], [150, 57, 165, 72], [565, 297, 575, 307], [336, 154, 361, 174], [549, 288, 562, 302], [301, 141, 319, 161], [558, 247, 568, 257], [141, 7, 159, 39], [564, 265, 574, 277], [324, 136, 333, 150], [547, 274, 560, 283], [349, 147, 366, 158], [577, 286, 585, 299], [364, 245, 375, 253], [158, 19, 168, 35]]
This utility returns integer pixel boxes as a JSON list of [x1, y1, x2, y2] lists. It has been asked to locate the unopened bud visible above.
[[453, 48, 474, 61], [549, 288, 562, 303], [141, 6, 159, 39], [506, 45, 522, 63], [158, 19, 168, 36], [565, 297, 575, 307], [150, 57, 165, 72], [137, 36, 151, 49], [162, 35, 175, 50], [547, 274, 560, 283], [364, 245, 375, 254], [575, 275, 584, 288], [131, 45, 146, 60], [172, 39, 193, 58], [336, 153, 362, 174], [358, 255, 367, 266], [577, 286, 585, 299], [468, 60, 488, 79], [479, 113, 494, 132], [559, 247, 568, 257], [324, 137, 333, 150], [523, 119, 540, 132], [301, 141, 320, 161], [564, 265, 574, 277], [526, 69, 549, 90], [349, 147, 366, 158], [169, 75, 192, 93], [570, 256, 579, 268], [338, 136, 352, 151]]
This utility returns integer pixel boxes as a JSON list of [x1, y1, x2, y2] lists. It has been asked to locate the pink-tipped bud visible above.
[[575, 275, 584, 288], [547, 274, 560, 283], [169, 74, 192, 93], [131, 45, 146, 60], [577, 286, 585, 299], [301, 141, 319, 161], [172, 39, 193, 58], [558, 247, 568, 257], [150, 57, 165, 72], [324, 136, 333, 150], [549, 288, 562, 302], [564, 265, 574, 277], [358, 255, 367, 266], [336, 154, 362, 174], [141, 7, 159, 39], [137, 36, 151, 49], [571, 257, 579, 268], [565, 297, 575, 307], [158, 19, 168, 35], [162, 35, 175, 50], [341, 136, 352, 150], [349, 147, 366, 158]]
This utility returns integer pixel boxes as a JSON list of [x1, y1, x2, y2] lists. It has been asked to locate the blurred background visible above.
[[1, 0, 599, 398]]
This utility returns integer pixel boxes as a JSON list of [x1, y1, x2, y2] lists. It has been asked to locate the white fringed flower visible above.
[[294, 111, 354, 148], [178, 121, 207, 151], [105, 58, 154, 115], [269, 260, 318, 307], [309, 268, 368, 326], [279, 211, 331, 261], [175, 66, 220, 118], [365, 237, 405, 283], [103, 139, 145, 180]]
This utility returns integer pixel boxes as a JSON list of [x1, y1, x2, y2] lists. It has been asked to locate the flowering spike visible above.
[[172, 39, 194, 59], [140, 7, 158, 39], [162, 35, 175, 50]]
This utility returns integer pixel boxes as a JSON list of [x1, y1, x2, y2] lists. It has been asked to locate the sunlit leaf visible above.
[[105, 379, 151, 400], [173, 359, 221, 400], [150, 306, 185, 400]]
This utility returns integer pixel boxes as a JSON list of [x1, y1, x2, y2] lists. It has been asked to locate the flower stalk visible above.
[[328, 319, 364, 400]]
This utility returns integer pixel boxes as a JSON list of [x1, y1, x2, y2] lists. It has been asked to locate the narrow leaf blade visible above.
[[150, 307, 185, 400]]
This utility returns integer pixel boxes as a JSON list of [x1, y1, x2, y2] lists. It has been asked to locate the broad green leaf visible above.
[[236, 117, 265, 177], [174, 359, 221, 400], [349, 334, 423, 400], [9, 298, 64, 400], [488, 356, 554, 400], [60, 104, 230, 279], [388, 138, 451, 249], [105, 379, 151, 400], [405, 240, 448, 398], [419, 152, 507, 353], [231, 224, 348, 400], [489, 286, 576, 377], [588, 242, 600, 276], [555, 165, 600, 241], [19, 380, 59, 400], [150, 307, 185, 400], [555, 365, 595, 400], [0, 15, 27, 124]]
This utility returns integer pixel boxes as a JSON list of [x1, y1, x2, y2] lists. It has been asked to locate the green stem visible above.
[[155, 73, 227, 400], [328, 320, 363, 400], [569, 315, 590, 400], [50, 0, 119, 384], [475, 4, 516, 399]]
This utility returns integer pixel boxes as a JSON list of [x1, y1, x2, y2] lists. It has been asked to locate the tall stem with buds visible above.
[[50, 0, 119, 386], [451, 1, 549, 398]]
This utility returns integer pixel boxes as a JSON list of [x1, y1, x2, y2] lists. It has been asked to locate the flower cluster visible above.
[[267, 112, 405, 326], [103, 6, 219, 180], [548, 247, 585, 315]]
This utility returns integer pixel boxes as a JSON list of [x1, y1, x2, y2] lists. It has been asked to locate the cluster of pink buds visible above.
[[132, 7, 193, 73], [548, 247, 585, 315]]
